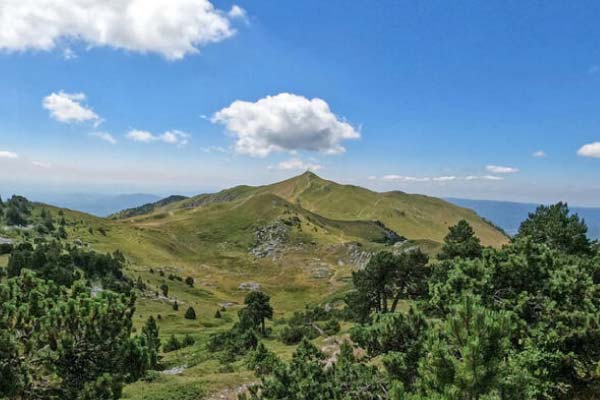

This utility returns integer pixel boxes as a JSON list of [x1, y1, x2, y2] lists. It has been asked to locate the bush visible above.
[[185, 276, 194, 287], [246, 342, 280, 376], [280, 325, 310, 345], [184, 306, 196, 320], [320, 318, 341, 336], [215, 309, 222, 318], [182, 334, 195, 347], [163, 335, 182, 353]]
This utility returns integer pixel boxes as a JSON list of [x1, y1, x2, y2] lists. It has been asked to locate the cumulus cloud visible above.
[[485, 165, 519, 174], [0, 0, 242, 60], [126, 129, 190, 146], [270, 158, 323, 171], [577, 142, 600, 158], [0, 150, 18, 159], [90, 132, 117, 144], [211, 93, 360, 157], [532, 150, 547, 158], [433, 176, 457, 182], [43, 91, 101, 125]]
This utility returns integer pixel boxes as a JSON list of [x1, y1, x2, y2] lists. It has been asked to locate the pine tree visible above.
[[184, 306, 196, 320]]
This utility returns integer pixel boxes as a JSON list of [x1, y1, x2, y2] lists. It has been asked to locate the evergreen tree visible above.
[[242, 291, 273, 336], [141, 316, 160, 368], [438, 219, 483, 260], [516, 202, 591, 255], [184, 306, 196, 320]]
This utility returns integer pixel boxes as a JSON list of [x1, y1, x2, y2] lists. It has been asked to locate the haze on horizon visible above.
[[1, 1, 599, 206]]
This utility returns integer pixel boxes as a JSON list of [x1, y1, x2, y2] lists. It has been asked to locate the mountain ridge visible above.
[[112, 172, 508, 247]]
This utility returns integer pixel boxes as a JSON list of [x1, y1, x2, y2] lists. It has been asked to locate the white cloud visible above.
[[0, 151, 18, 159], [126, 129, 190, 146], [270, 158, 323, 171], [577, 142, 600, 158], [433, 176, 457, 182], [381, 175, 430, 182], [368, 175, 377, 180], [381, 174, 505, 183], [32, 161, 52, 168], [465, 175, 504, 181], [0, 0, 243, 60], [532, 150, 546, 158], [90, 132, 117, 144], [485, 165, 519, 174], [228, 5, 248, 22], [43, 91, 101, 125], [211, 93, 360, 157]]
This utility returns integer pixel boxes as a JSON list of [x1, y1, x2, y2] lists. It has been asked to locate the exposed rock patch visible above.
[[239, 281, 261, 291], [250, 220, 291, 258]]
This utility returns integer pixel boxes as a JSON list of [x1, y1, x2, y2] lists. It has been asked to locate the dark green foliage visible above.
[[242, 338, 388, 400], [437, 219, 483, 260], [184, 306, 196, 320], [320, 318, 341, 336], [242, 291, 273, 336], [163, 335, 182, 353], [0, 272, 152, 399], [208, 294, 275, 361], [250, 203, 600, 399], [7, 241, 132, 293], [162, 333, 195, 353], [182, 334, 195, 347], [215, 309, 222, 318], [349, 249, 429, 318], [246, 342, 280, 376], [516, 202, 591, 255], [141, 316, 160, 368], [185, 276, 194, 287], [173, 300, 179, 311], [2, 195, 31, 226], [351, 307, 427, 389], [160, 283, 168, 297], [280, 324, 316, 345], [57, 225, 68, 239]]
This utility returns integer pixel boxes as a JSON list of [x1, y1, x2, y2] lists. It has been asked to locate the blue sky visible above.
[[0, 0, 599, 205]]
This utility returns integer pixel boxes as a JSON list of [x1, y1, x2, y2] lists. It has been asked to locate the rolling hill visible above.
[[114, 172, 508, 249]]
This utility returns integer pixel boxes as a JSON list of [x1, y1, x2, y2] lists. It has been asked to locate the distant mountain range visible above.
[[446, 198, 600, 240], [27, 193, 162, 217]]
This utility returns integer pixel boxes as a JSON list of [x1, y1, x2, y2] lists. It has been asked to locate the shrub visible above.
[[184, 306, 196, 320], [163, 335, 182, 353]]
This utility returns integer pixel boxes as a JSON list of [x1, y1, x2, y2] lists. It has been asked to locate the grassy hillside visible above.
[[121, 172, 508, 247]]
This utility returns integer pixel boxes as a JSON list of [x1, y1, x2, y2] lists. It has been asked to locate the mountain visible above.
[[19, 193, 162, 217], [114, 172, 508, 248], [109, 195, 188, 219], [446, 198, 600, 240]]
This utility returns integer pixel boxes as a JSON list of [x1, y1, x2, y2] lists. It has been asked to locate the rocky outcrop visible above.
[[250, 220, 290, 258]]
